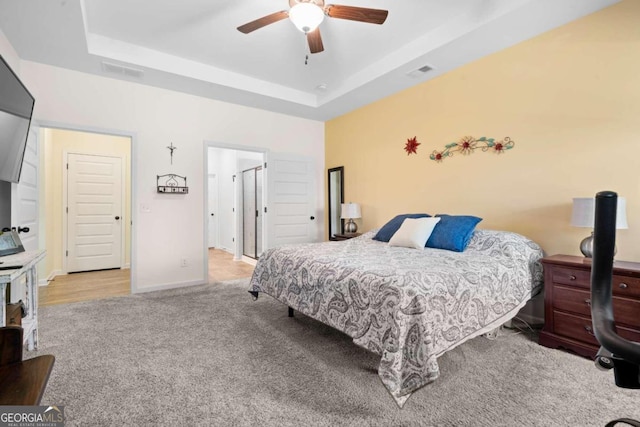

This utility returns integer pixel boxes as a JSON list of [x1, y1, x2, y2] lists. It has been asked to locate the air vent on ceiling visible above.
[[101, 61, 144, 79], [406, 64, 433, 79]]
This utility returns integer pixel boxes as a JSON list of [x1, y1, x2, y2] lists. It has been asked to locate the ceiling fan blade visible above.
[[325, 4, 388, 24], [307, 28, 324, 54], [237, 11, 288, 34]]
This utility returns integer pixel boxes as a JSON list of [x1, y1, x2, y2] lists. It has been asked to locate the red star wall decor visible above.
[[404, 136, 420, 155]]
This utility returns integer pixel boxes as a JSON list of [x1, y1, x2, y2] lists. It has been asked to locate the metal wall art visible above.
[[157, 174, 188, 194], [403, 135, 515, 162], [404, 136, 420, 155], [429, 136, 515, 162]]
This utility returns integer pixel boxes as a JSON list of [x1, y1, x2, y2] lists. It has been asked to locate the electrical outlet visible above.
[[180, 258, 188, 267]]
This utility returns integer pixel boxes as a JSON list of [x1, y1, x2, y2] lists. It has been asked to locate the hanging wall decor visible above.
[[167, 142, 177, 165], [404, 136, 420, 155], [157, 173, 188, 194], [429, 136, 514, 162]]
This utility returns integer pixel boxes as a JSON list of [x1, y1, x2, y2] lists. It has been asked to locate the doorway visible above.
[[39, 127, 132, 305], [206, 145, 264, 281]]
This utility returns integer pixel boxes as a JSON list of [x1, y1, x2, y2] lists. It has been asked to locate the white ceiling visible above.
[[0, 0, 619, 121]]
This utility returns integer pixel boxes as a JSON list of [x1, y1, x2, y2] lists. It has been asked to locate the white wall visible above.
[[217, 149, 236, 253], [7, 55, 324, 292], [0, 28, 19, 74]]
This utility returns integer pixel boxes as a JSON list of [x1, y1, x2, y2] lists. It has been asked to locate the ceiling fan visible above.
[[237, 0, 388, 54]]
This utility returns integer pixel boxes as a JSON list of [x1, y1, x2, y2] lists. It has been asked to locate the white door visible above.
[[66, 153, 123, 273], [208, 174, 218, 248], [266, 153, 317, 249], [11, 126, 39, 251]]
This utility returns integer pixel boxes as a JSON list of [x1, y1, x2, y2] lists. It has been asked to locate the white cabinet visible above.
[[0, 250, 45, 350]]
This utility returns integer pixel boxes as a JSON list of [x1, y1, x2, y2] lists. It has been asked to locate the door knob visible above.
[[211, 213, 214, 216], [115, 216, 120, 220], [17, 226, 29, 233], [310, 216, 315, 220]]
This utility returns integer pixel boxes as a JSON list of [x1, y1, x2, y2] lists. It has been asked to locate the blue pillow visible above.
[[425, 214, 482, 252], [373, 214, 431, 242]]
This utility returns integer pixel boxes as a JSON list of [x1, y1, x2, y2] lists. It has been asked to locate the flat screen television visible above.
[[0, 54, 34, 183]]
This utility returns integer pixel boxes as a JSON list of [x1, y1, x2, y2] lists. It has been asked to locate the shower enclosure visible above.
[[242, 166, 263, 259]]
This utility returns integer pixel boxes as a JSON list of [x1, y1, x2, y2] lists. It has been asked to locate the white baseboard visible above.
[[241, 256, 257, 266], [39, 270, 64, 287], [122, 263, 130, 269], [132, 279, 205, 294]]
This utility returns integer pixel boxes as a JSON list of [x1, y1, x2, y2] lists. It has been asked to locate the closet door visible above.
[[242, 168, 256, 258], [11, 126, 39, 251], [265, 153, 317, 249]]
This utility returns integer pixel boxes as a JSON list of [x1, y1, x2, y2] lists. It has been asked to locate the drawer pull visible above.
[[569, 275, 577, 281], [584, 298, 591, 307], [619, 283, 628, 289], [584, 325, 595, 336]]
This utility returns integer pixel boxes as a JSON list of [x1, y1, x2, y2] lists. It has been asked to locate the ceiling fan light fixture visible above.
[[289, 3, 324, 33]]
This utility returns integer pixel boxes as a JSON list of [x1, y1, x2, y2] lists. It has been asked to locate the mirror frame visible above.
[[327, 166, 344, 240]]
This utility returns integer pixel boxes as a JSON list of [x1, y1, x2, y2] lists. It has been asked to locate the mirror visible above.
[[328, 166, 344, 239]]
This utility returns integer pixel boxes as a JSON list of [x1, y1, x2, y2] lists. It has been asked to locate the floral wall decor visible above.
[[404, 136, 420, 155], [429, 136, 514, 162]]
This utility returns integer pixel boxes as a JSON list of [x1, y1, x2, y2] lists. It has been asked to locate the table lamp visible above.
[[571, 197, 628, 257], [341, 203, 361, 233]]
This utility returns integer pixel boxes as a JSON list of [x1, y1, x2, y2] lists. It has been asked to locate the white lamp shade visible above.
[[341, 203, 361, 219], [571, 197, 628, 229], [289, 3, 324, 33]]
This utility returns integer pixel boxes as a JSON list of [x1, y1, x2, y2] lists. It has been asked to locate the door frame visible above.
[[36, 120, 137, 291], [62, 151, 126, 273], [203, 141, 267, 282], [207, 173, 219, 249]]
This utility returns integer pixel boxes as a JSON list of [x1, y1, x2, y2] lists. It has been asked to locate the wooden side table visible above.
[[330, 233, 361, 241], [539, 254, 640, 359], [0, 250, 46, 351]]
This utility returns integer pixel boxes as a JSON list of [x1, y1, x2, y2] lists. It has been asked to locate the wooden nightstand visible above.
[[330, 233, 361, 241], [539, 254, 640, 359]]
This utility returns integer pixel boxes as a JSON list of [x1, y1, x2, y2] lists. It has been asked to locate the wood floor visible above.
[[39, 268, 130, 307], [39, 249, 255, 307], [207, 248, 255, 282]]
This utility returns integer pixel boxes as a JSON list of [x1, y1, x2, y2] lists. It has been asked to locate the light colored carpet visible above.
[[32, 279, 640, 426]]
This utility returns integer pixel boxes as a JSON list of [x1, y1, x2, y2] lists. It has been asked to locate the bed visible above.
[[248, 228, 544, 407]]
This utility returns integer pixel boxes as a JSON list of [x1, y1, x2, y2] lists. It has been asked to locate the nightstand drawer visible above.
[[554, 286, 640, 329], [612, 275, 640, 299], [553, 311, 599, 346], [553, 286, 592, 316], [551, 267, 590, 290], [553, 310, 640, 346]]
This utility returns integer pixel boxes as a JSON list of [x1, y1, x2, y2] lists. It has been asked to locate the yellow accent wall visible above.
[[43, 128, 132, 278], [326, 0, 640, 262]]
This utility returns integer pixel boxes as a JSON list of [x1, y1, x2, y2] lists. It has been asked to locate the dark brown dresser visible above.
[[539, 254, 640, 359]]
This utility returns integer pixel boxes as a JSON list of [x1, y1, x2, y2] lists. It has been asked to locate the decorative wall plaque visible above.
[[157, 174, 188, 194]]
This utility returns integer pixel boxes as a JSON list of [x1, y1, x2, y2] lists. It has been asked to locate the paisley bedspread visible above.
[[248, 229, 544, 407]]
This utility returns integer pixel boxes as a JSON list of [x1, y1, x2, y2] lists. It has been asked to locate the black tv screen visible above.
[[0, 55, 34, 183]]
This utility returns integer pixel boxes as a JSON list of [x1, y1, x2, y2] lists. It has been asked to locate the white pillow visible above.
[[388, 217, 441, 250]]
